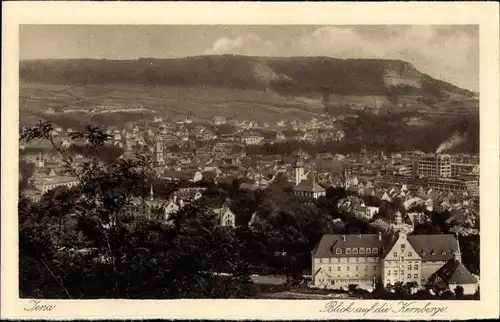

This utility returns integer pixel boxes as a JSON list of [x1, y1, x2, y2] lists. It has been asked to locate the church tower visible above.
[[392, 211, 413, 234], [343, 165, 351, 188], [155, 136, 164, 165], [293, 155, 305, 186]]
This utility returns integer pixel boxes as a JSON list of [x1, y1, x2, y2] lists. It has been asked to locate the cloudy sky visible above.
[[20, 25, 479, 91]]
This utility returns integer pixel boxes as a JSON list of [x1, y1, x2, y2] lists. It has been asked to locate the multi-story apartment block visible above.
[[417, 153, 452, 178], [451, 162, 479, 177]]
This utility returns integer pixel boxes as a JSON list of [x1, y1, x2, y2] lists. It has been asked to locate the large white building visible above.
[[311, 214, 478, 294], [417, 153, 452, 178]]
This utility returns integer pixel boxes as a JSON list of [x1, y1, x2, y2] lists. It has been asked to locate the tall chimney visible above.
[[342, 235, 346, 242], [378, 232, 382, 241]]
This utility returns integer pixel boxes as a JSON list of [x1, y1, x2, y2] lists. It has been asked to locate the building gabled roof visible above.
[[313, 234, 384, 258], [163, 170, 198, 181], [407, 234, 459, 261], [294, 179, 325, 193], [429, 258, 477, 286]]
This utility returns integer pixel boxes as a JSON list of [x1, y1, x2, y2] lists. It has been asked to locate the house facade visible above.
[[211, 206, 236, 228], [311, 227, 477, 293]]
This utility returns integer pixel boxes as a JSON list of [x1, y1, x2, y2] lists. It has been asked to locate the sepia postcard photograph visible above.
[[2, 1, 499, 320]]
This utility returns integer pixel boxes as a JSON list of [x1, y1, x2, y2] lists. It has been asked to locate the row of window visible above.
[[328, 265, 377, 272], [386, 265, 420, 271], [387, 269, 419, 276], [336, 247, 379, 255], [386, 260, 420, 266], [386, 276, 424, 285], [318, 257, 380, 263], [393, 251, 413, 257], [318, 279, 372, 286]]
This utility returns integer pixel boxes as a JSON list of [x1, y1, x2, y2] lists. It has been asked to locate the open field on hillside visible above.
[[20, 82, 323, 126]]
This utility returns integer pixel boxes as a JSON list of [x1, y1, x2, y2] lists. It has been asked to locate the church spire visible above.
[[150, 184, 154, 201], [454, 232, 462, 262]]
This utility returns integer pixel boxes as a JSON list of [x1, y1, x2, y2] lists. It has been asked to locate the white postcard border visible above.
[[2, 1, 499, 320]]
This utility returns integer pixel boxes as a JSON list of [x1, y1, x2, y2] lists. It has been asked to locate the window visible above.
[[401, 270, 404, 275], [356, 266, 359, 271], [408, 265, 412, 270], [347, 266, 350, 271], [359, 248, 365, 254], [387, 270, 391, 275], [346, 248, 351, 254], [331, 280, 335, 285], [366, 248, 371, 254], [337, 266, 341, 271], [421, 277, 425, 282], [414, 264, 418, 270], [372, 248, 378, 254], [393, 252, 397, 257], [328, 267, 332, 271], [408, 252, 412, 257], [414, 274, 418, 279], [407, 274, 411, 279], [336, 248, 342, 255], [353, 248, 358, 254], [401, 244, 406, 249], [373, 266, 377, 271]]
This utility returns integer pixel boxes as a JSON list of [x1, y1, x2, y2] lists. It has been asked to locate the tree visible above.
[[347, 284, 359, 295], [18, 121, 253, 299], [454, 285, 464, 298]]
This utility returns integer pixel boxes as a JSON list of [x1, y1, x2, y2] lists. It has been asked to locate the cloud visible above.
[[294, 26, 479, 90], [204, 34, 274, 56], [204, 37, 244, 55], [201, 26, 478, 90]]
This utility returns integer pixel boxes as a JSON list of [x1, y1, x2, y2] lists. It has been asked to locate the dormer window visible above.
[[353, 248, 358, 254], [393, 252, 397, 257], [372, 248, 378, 254], [336, 248, 342, 255], [359, 248, 365, 254], [346, 248, 352, 255], [366, 248, 371, 254]]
